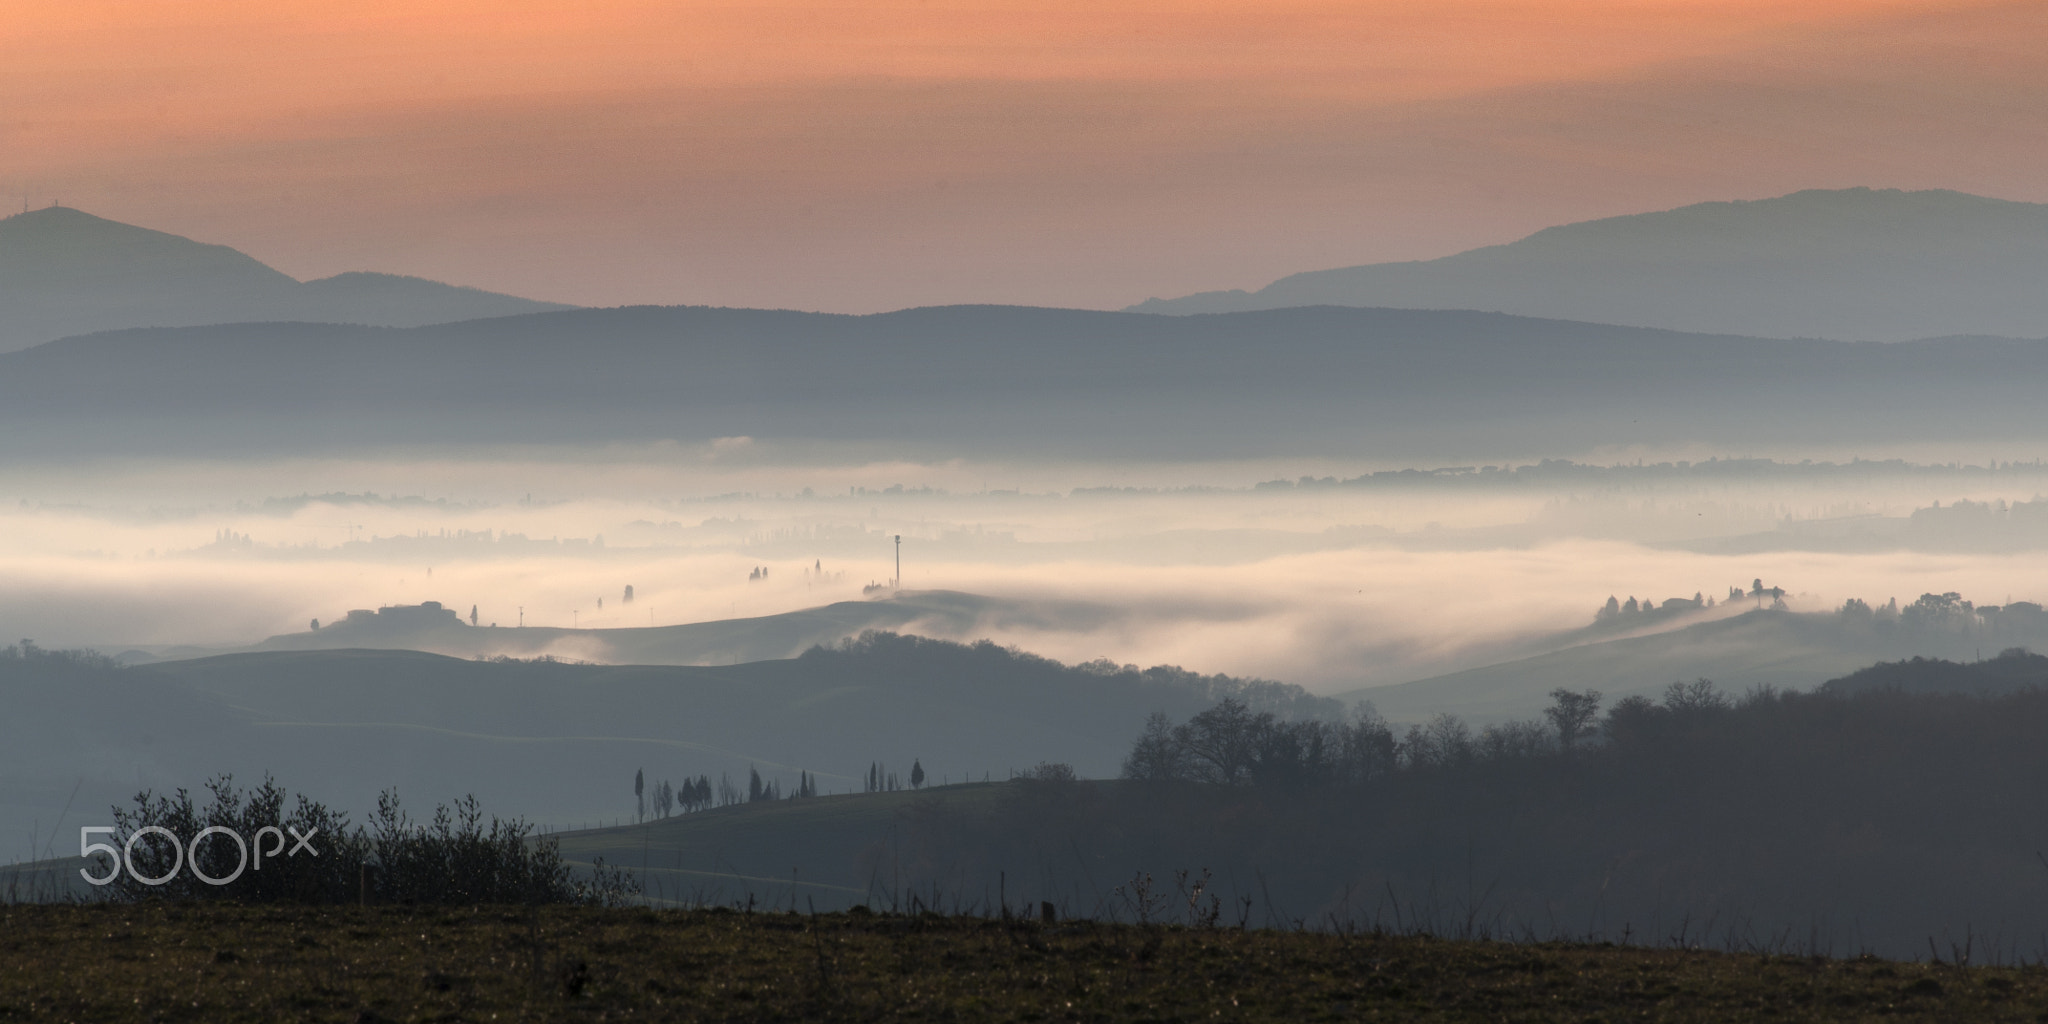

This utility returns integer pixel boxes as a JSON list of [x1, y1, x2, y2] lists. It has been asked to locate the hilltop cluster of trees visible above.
[[1120, 680, 1772, 789], [861, 759, 928, 792], [1592, 579, 1801, 630], [1593, 591, 1715, 628], [1835, 591, 2048, 644], [1122, 701, 1399, 787], [1906, 497, 2048, 548], [643, 773, 714, 819], [747, 767, 819, 801], [1587, 585, 2048, 645], [638, 766, 825, 820], [1121, 651, 2048, 799]]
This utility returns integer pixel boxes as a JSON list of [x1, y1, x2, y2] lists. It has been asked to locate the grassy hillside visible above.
[[551, 785, 1004, 910], [8, 903, 2041, 1022], [0, 634, 1328, 855], [536, 682, 2048, 961], [16, 680, 2048, 962], [1345, 606, 2048, 723]]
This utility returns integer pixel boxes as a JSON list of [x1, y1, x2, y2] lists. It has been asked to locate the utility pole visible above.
[[518, 606, 523, 628], [894, 534, 902, 589]]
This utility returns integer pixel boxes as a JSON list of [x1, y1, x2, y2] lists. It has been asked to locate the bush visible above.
[[101, 775, 637, 906]]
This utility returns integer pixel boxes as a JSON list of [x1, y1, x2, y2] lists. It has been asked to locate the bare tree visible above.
[[1121, 711, 1187, 780], [1663, 678, 1729, 715], [1545, 688, 1603, 751], [1178, 697, 1260, 785]]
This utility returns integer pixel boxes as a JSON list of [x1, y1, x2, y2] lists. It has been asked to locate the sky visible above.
[[3, 0, 2044, 312]]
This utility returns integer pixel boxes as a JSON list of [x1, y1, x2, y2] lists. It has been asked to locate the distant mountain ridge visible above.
[[4, 303, 2048, 459], [1131, 188, 2048, 341], [0, 207, 572, 351]]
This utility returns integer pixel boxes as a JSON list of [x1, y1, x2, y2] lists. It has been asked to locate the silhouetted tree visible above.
[[1602, 694, 1665, 749], [1545, 688, 1603, 752], [1179, 698, 1260, 785], [1017, 762, 1077, 782], [1664, 678, 1730, 716], [1403, 713, 1476, 772], [1121, 712, 1187, 780]]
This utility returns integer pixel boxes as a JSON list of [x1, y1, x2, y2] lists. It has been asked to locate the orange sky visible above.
[[3, 0, 2043, 310]]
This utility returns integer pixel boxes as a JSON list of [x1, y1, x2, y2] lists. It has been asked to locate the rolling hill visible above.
[[558, 683, 2048, 962], [122, 590, 1121, 668], [3, 303, 2046, 459], [1344, 604, 2048, 724], [0, 207, 571, 351], [0, 633, 1333, 862], [1132, 188, 2048, 341]]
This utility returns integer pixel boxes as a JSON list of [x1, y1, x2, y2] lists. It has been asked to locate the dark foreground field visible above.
[[4, 904, 2045, 1022]]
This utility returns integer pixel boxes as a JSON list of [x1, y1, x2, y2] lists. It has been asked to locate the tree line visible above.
[[635, 765, 827, 822], [1120, 680, 1762, 788]]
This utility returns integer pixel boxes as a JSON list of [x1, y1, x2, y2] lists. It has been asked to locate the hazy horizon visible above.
[[7, 1, 2045, 312], [10, 0, 2048, 977]]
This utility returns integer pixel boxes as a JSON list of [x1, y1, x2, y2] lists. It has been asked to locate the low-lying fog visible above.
[[9, 443, 2048, 692]]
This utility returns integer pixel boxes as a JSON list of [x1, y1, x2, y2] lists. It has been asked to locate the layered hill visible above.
[[562, 679, 2048, 961], [1346, 604, 2048, 724], [0, 207, 570, 351], [1132, 188, 2048, 341], [123, 590, 1122, 668], [4, 304, 2046, 459], [1821, 648, 2048, 697], [0, 633, 1332, 854]]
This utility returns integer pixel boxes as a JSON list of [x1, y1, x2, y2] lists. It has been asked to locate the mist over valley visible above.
[[10, 188, 2048, 981]]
